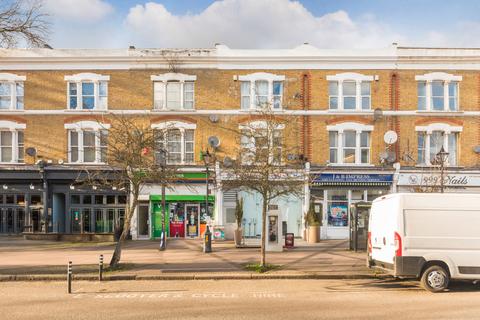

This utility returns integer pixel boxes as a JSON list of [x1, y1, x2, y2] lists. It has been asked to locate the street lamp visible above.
[[202, 150, 212, 233], [157, 148, 168, 251], [435, 146, 449, 193]]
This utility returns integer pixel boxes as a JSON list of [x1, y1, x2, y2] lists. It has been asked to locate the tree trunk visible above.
[[260, 195, 268, 267], [110, 191, 138, 267]]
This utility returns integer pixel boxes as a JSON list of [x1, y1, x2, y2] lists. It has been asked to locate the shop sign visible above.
[[313, 174, 393, 184], [398, 173, 480, 187]]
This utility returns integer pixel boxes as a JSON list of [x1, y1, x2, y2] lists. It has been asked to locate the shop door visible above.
[[185, 204, 200, 238], [349, 202, 371, 251], [31, 208, 42, 233], [152, 203, 169, 239], [137, 204, 149, 239]]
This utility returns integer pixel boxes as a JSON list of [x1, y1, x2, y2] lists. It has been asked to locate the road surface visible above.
[[1, 279, 480, 319]]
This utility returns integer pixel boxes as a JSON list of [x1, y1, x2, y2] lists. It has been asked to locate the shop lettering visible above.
[[417, 175, 469, 186]]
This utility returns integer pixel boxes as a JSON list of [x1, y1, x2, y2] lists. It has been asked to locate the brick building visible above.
[[0, 44, 479, 240]]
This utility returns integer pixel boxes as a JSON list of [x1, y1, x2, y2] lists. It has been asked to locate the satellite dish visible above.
[[373, 108, 383, 121], [474, 146, 480, 154], [223, 156, 233, 167], [209, 115, 219, 123], [384, 131, 398, 144], [26, 147, 37, 157], [208, 136, 220, 149], [287, 154, 296, 161]]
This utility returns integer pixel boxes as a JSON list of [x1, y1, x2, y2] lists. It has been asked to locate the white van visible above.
[[367, 193, 480, 292]]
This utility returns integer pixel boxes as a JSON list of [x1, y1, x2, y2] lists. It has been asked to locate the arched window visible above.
[[0, 120, 25, 163], [327, 73, 376, 111], [65, 121, 110, 163], [415, 72, 462, 111], [415, 123, 462, 165], [65, 73, 110, 110]]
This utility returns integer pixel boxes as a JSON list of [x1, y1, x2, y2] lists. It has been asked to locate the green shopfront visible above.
[[150, 194, 214, 239], [134, 172, 215, 240]]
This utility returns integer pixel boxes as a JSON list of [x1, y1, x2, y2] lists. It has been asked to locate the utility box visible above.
[[265, 205, 283, 252]]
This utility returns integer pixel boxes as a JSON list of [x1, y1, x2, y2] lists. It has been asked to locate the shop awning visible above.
[[149, 195, 215, 202], [311, 173, 393, 187]]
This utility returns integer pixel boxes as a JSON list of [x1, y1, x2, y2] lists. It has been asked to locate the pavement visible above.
[[2, 279, 480, 319], [0, 236, 382, 281]]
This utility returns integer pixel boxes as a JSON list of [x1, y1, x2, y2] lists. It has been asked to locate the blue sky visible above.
[[41, 0, 480, 49]]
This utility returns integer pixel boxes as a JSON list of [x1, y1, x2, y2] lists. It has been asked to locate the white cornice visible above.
[[0, 72, 26, 81], [64, 121, 110, 130]]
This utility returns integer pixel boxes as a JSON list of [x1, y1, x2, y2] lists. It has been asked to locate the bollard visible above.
[[203, 226, 212, 253], [67, 261, 72, 294], [99, 254, 103, 281]]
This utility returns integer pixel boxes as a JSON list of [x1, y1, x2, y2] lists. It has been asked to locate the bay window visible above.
[[416, 123, 461, 166], [416, 72, 461, 111], [238, 73, 285, 110], [65, 73, 110, 110], [327, 122, 373, 165], [0, 73, 26, 110], [327, 73, 375, 111], [151, 73, 196, 110]]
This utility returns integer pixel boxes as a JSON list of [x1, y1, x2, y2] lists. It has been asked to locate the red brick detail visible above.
[[326, 116, 373, 125], [414, 117, 463, 126], [0, 115, 27, 124], [150, 115, 197, 124]]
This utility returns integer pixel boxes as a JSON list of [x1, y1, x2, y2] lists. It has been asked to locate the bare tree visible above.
[[75, 114, 178, 267], [220, 106, 307, 268], [0, 0, 50, 48]]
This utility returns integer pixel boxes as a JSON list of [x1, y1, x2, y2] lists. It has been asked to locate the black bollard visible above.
[[203, 226, 212, 253], [67, 261, 72, 294], [99, 254, 103, 281]]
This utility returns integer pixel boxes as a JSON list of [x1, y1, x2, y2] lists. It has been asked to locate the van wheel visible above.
[[421, 265, 450, 292]]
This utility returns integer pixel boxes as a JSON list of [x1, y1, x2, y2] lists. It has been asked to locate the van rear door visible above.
[[369, 196, 399, 267]]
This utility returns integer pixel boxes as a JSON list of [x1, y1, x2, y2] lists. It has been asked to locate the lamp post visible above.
[[157, 149, 167, 251], [202, 150, 212, 232], [435, 146, 449, 193]]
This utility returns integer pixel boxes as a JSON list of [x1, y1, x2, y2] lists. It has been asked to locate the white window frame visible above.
[[327, 73, 375, 111], [0, 73, 26, 111], [0, 121, 25, 164], [151, 121, 196, 165], [238, 121, 285, 165], [64, 121, 110, 164], [415, 72, 462, 112], [65, 73, 110, 110], [327, 122, 373, 166], [237, 73, 285, 110], [415, 123, 462, 166], [151, 73, 197, 110]]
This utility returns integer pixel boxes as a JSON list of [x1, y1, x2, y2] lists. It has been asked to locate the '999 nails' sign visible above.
[[398, 174, 477, 186]]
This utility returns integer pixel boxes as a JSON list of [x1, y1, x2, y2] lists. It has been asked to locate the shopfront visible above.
[[397, 170, 480, 193], [149, 195, 214, 239], [310, 173, 393, 240]]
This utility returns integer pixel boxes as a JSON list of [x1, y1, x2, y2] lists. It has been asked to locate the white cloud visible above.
[[44, 0, 113, 22], [124, 0, 404, 49]]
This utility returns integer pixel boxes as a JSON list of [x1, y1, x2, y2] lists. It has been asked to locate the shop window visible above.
[[71, 195, 80, 204], [106, 195, 116, 204], [95, 208, 104, 233], [16, 194, 25, 205], [5, 194, 14, 204], [94, 195, 104, 205], [327, 190, 348, 227], [30, 194, 42, 205], [118, 195, 127, 204], [83, 195, 92, 205]]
